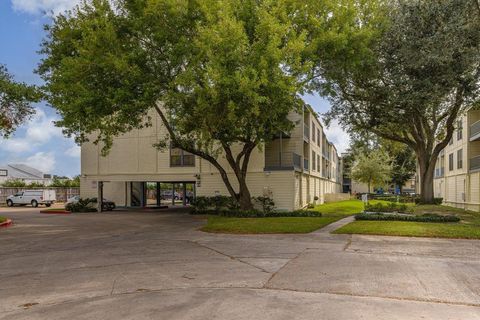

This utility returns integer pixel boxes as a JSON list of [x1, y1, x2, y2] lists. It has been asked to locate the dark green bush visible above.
[[414, 197, 443, 205], [65, 198, 97, 213], [355, 213, 460, 223], [365, 202, 408, 213], [190, 196, 238, 213], [253, 196, 276, 213]]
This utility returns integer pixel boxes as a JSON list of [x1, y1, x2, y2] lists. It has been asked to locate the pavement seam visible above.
[[190, 240, 271, 274], [263, 248, 307, 288]]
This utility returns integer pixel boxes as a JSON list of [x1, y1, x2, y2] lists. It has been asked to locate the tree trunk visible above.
[[368, 180, 371, 193], [416, 150, 437, 204], [238, 179, 254, 210]]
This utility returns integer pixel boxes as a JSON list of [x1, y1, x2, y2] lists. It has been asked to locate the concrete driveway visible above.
[[1, 207, 480, 320]]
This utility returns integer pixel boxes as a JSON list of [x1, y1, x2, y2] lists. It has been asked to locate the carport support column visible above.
[[97, 181, 104, 213]]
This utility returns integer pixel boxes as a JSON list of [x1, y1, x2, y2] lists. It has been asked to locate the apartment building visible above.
[[80, 106, 343, 211], [433, 109, 480, 211]]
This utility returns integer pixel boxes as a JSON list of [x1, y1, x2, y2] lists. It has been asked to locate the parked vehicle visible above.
[[161, 190, 181, 200], [6, 190, 56, 207], [67, 195, 80, 204]]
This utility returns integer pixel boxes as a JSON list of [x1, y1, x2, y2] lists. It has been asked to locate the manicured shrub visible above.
[[414, 197, 443, 205], [65, 198, 97, 213], [190, 196, 238, 213], [354, 213, 460, 223], [365, 202, 408, 213], [253, 196, 276, 213]]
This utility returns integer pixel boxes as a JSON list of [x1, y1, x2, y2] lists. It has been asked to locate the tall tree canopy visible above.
[[38, 0, 379, 209], [0, 65, 38, 137], [321, 0, 480, 203]]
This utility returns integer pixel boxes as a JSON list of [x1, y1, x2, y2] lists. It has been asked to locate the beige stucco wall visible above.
[[80, 109, 344, 211]]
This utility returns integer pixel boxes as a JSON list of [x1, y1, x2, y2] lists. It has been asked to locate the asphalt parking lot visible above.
[[1, 207, 480, 319]]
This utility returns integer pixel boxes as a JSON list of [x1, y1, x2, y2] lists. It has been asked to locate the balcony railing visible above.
[[304, 158, 309, 171], [264, 152, 302, 171], [470, 156, 480, 171], [470, 120, 480, 141]]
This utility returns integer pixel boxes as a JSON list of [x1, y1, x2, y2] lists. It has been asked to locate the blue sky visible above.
[[0, 0, 348, 177]]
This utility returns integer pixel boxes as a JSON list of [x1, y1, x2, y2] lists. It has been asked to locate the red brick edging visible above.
[[0, 219, 12, 228], [40, 210, 71, 214]]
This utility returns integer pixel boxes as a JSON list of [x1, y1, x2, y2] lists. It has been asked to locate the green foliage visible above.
[[50, 176, 80, 188], [190, 196, 239, 213], [371, 195, 416, 203], [65, 198, 97, 213], [355, 213, 460, 223], [350, 150, 392, 192], [207, 209, 321, 218], [1, 179, 27, 187], [365, 202, 408, 213], [321, 0, 480, 203], [0, 216, 6, 223], [38, 0, 376, 209], [415, 197, 443, 205], [0, 65, 39, 137], [253, 196, 276, 213]]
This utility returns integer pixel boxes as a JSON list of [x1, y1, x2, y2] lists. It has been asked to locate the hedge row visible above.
[[355, 213, 460, 223], [365, 202, 408, 213]]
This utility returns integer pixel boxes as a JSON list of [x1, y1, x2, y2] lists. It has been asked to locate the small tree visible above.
[[350, 150, 392, 193], [0, 65, 39, 137]]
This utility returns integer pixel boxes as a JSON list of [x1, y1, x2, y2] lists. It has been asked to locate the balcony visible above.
[[303, 125, 310, 143], [264, 152, 302, 171], [470, 120, 480, 141], [303, 158, 309, 171], [470, 155, 480, 171]]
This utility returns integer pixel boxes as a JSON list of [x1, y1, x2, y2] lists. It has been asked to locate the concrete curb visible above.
[[0, 219, 13, 228]]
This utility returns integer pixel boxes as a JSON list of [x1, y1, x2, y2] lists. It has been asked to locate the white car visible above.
[[67, 195, 81, 204], [6, 190, 56, 208]]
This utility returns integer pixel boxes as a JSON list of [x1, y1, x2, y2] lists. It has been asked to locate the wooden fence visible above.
[[0, 187, 80, 205]]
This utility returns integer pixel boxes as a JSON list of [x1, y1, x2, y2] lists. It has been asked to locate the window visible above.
[[170, 147, 195, 167], [0, 169, 7, 177], [311, 121, 315, 142], [457, 120, 463, 140], [457, 149, 463, 169], [317, 154, 320, 172], [317, 129, 320, 147], [312, 151, 316, 171], [449, 153, 454, 171]]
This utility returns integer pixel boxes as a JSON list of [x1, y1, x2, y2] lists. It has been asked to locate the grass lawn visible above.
[[334, 204, 480, 239], [201, 216, 341, 234], [201, 199, 379, 234], [0, 216, 6, 223]]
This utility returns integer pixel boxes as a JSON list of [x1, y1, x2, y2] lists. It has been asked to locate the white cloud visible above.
[[22, 152, 56, 173], [0, 109, 62, 154], [65, 145, 81, 158], [323, 120, 350, 154], [11, 0, 81, 15]]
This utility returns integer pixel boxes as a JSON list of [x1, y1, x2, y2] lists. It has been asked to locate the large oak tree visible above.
[[320, 0, 480, 203], [38, 0, 377, 209]]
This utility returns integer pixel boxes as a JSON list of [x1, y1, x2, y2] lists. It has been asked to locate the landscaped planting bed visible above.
[[355, 213, 460, 223]]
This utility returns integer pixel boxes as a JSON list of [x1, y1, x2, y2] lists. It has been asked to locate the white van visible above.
[[6, 190, 56, 208]]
